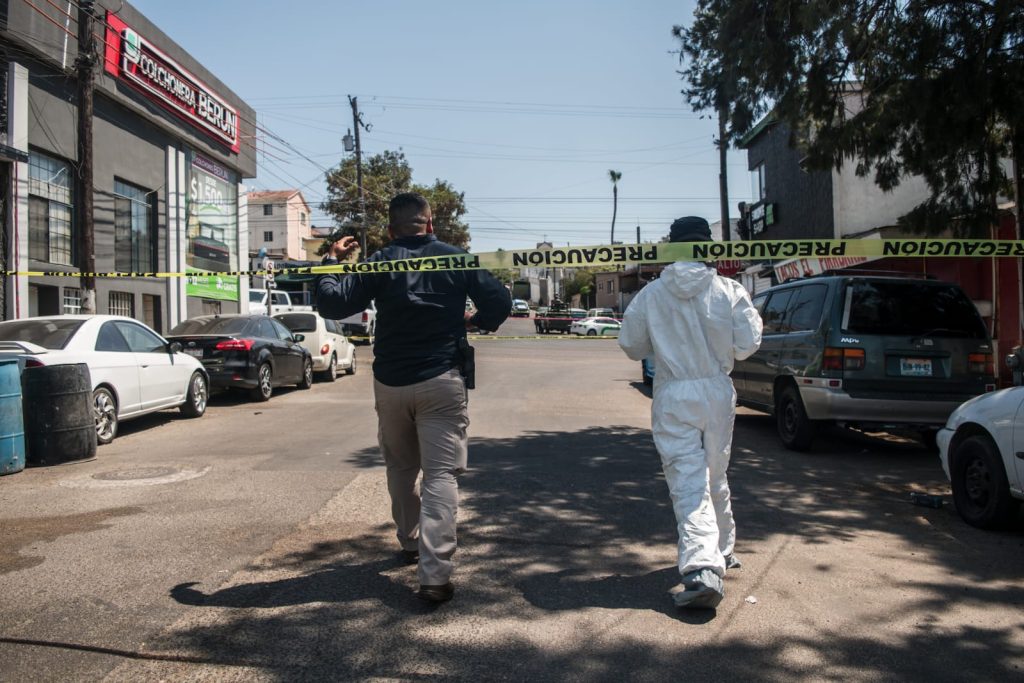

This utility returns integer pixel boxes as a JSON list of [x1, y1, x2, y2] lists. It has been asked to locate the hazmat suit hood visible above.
[[661, 261, 716, 300]]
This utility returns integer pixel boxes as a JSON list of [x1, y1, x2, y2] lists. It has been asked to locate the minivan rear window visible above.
[[842, 281, 988, 338]]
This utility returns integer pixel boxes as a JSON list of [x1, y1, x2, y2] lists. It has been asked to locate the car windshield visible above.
[[169, 317, 251, 336], [275, 313, 317, 332], [0, 319, 84, 349], [248, 291, 264, 303], [842, 281, 988, 338]]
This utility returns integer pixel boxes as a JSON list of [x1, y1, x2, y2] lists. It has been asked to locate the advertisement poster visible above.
[[186, 152, 239, 301]]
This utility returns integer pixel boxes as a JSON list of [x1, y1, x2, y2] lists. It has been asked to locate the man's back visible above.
[[316, 234, 510, 386]]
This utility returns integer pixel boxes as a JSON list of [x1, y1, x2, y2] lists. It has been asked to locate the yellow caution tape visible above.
[[6, 239, 1024, 278]]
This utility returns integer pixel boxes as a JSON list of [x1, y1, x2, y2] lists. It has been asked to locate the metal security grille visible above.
[[62, 287, 81, 314], [28, 150, 73, 266], [109, 291, 134, 317]]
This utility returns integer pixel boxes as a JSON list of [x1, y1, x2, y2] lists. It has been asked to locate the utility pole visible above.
[[348, 96, 369, 258], [717, 106, 731, 242], [76, 0, 97, 312]]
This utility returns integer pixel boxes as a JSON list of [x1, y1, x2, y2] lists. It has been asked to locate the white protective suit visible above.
[[619, 261, 763, 578]]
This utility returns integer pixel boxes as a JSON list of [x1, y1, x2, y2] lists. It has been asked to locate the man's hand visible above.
[[464, 310, 476, 330], [328, 235, 359, 260]]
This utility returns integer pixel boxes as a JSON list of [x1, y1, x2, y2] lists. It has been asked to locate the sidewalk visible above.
[[104, 423, 1024, 682]]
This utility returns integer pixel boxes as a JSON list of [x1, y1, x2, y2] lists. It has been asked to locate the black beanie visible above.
[[669, 216, 712, 243]]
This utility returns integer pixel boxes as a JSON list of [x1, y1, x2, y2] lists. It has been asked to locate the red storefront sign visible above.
[[103, 13, 240, 153]]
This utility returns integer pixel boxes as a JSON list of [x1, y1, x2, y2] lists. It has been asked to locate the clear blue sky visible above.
[[132, 0, 752, 252]]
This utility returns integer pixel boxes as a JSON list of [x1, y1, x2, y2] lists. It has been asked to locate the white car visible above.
[[274, 312, 356, 381], [339, 301, 376, 344], [0, 315, 209, 444], [570, 316, 622, 337], [937, 385, 1024, 528]]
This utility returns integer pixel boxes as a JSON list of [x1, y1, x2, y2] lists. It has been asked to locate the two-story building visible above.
[[1, 0, 256, 330], [247, 190, 312, 262]]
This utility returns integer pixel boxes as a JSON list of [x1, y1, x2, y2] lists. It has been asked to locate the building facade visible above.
[[247, 190, 311, 262], [1, 0, 256, 331]]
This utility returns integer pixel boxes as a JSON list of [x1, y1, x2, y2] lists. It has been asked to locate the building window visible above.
[[300, 212, 307, 225], [609, 280, 615, 294], [28, 149, 73, 266], [263, 204, 273, 216], [114, 179, 155, 273], [263, 230, 273, 242], [751, 162, 766, 202], [109, 291, 134, 317], [63, 287, 81, 314]]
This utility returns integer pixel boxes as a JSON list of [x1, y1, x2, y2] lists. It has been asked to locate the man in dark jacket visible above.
[[317, 192, 510, 603]]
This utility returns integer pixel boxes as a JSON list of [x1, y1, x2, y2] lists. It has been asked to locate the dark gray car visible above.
[[733, 275, 996, 451]]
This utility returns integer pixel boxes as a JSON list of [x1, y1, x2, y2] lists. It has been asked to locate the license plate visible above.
[[183, 348, 203, 359], [900, 358, 932, 376]]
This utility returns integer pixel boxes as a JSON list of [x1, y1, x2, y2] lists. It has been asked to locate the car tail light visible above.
[[361, 311, 369, 323], [823, 347, 865, 371], [320, 343, 330, 355], [25, 357, 44, 368], [215, 338, 255, 351], [968, 353, 993, 375]]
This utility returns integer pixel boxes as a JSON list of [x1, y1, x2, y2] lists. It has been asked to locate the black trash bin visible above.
[[24, 363, 97, 466]]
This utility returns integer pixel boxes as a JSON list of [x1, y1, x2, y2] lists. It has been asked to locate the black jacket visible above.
[[316, 234, 511, 386]]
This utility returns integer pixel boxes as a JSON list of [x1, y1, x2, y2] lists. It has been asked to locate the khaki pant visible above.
[[374, 368, 469, 585]]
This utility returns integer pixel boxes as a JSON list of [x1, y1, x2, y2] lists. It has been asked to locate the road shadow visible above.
[[152, 422, 1023, 681]]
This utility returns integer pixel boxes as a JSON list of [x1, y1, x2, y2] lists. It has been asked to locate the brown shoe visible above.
[[417, 582, 454, 603]]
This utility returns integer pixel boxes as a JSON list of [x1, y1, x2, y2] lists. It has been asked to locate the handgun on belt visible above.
[[457, 337, 476, 390]]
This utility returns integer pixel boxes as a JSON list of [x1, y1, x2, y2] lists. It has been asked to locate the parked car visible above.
[[0, 315, 209, 444], [587, 307, 616, 318], [733, 274, 996, 451], [274, 312, 356, 381], [571, 316, 622, 337], [339, 301, 376, 344], [167, 314, 313, 401], [248, 288, 312, 315], [937, 347, 1024, 529], [511, 299, 531, 317]]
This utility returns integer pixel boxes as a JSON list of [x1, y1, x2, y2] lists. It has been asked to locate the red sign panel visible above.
[[104, 13, 240, 153]]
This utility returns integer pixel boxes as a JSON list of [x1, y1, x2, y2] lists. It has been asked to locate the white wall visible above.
[[832, 164, 932, 237]]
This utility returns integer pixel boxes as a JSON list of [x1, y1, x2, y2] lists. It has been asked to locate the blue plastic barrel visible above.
[[0, 358, 26, 475]]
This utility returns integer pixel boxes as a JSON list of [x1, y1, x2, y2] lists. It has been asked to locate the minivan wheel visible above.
[[776, 385, 816, 451], [950, 435, 1020, 529]]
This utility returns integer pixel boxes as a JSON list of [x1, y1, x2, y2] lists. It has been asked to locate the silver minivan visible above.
[[734, 274, 996, 451]]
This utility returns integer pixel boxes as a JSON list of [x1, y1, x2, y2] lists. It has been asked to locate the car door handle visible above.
[[1016, 452, 1024, 460], [141, 364, 149, 368]]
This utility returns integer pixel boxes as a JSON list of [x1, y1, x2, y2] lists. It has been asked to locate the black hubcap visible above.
[[964, 456, 992, 506]]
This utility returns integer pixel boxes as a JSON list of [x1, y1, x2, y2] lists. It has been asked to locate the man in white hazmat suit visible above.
[[619, 216, 763, 609]]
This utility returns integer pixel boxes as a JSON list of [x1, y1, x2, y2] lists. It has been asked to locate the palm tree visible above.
[[608, 170, 622, 244]]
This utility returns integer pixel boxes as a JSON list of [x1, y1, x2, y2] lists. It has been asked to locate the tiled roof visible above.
[[248, 190, 306, 204]]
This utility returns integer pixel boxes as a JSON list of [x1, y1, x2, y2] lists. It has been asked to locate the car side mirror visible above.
[[168, 341, 183, 354], [293, 334, 305, 343]]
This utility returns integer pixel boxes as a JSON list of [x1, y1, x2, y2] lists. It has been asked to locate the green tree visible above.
[[608, 170, 622, 244], [561, 267, 601, 307], [323, 149, 472, 255], [675, 0, 1024, 236]]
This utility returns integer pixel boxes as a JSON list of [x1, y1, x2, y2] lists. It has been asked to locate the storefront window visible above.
[[28, 149, 74, 266], [114, 179, 155, 273], [186, 152, 239, 301]]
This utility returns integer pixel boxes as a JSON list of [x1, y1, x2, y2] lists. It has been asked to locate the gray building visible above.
[[1, 0, 256, 331]]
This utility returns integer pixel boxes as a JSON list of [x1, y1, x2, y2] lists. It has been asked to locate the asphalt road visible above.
[[1, 316, 1022, 681]]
